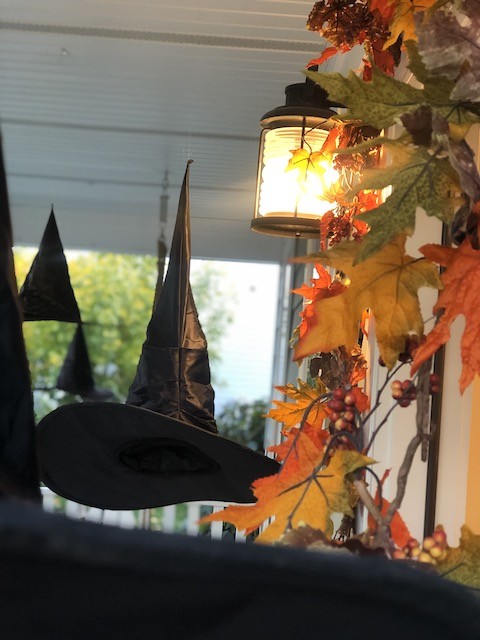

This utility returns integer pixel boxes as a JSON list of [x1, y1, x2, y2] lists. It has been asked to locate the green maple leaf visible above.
[[350, 142, 460, 260], [438, 526, 480, 589], [306, 66, 480, 131], [306, 69, 422, 130]]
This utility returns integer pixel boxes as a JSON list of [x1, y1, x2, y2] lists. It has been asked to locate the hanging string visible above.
[[153, 170, 169, 309]]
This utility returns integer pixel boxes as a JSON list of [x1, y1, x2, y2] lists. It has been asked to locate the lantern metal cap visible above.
[[260, 79, 341, 126]]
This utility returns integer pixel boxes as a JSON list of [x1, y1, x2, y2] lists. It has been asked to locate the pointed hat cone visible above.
[[126, 160, 216, 431], [56, 324, 114, 402], [19, 208, 81, 323], [0, 134, 41, 502], [37, 162, 279, 510]]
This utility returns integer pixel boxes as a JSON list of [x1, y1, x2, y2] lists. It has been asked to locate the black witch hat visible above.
[[19, 208, 81, 323], [37, 162, 279, 509], [55, 324, 114, 402], [0, 134, 41, 502]]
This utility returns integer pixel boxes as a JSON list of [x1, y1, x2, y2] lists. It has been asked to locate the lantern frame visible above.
[[251, 80, 341, 238]]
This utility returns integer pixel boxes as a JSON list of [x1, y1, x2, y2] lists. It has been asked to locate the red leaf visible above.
[[349, 386, 370, 412], [367, 469, 412, 548], [307, 44, 351, 69]]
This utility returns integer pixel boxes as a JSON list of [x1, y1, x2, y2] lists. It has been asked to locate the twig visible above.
[[353, 479, 383, 526], [364, 402, 398, 453]]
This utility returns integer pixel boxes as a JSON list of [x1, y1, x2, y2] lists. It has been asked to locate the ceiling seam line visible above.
[[0, 21, 320, 53]]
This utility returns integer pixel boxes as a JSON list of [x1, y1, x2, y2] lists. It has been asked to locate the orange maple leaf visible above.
[[367, 469, 412, 548], [269, 422, 330, 463], [293, 265, 346, 339], [412, 239, 480, 393], [201, 430, 373, 543], [266, 379, 329, 430]]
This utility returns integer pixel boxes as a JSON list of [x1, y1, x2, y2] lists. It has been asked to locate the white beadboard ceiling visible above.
[[0, 0, 361, 261]]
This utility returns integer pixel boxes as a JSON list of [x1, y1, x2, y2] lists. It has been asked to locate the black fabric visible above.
[[118, 438, 220, 474], [38, 402, 279, 509], [126, 346, 216, 432], [0, 503, 479, 640], [0, 135, 41, 502], [127, 161, 216, 433], [56, 324, 113, 401], [19, 208, 81, 323], [37, 161, 278, 509]]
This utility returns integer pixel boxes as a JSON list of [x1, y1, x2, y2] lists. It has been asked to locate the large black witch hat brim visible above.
[[38, 402, 279, 509], [37, 161, 279, 508]]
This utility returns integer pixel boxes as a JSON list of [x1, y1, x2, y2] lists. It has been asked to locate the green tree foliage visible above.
[[14, 249, 234, 418], [216, 399, 269, 452]]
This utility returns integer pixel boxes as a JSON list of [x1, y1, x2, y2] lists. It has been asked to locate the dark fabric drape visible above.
[[0, 503, 479, 640], [0, 135, 41, 503]]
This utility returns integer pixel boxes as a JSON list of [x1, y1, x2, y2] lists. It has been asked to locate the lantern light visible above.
[[251, 79, 341, 238]]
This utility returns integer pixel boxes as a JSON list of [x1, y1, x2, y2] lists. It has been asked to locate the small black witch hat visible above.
[[55, 324, 114, 402], [37, 162, 279, 510], [0, 134, 41, 503], [19, 208, 81, 323]]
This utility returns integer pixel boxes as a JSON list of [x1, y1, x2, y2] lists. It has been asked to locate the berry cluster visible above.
[[390, 374, 441, 407], [390, 379, 417, 408], [392, 527, 448, 565], [322, 212, 366, 248], [327, 387, 358, 434]]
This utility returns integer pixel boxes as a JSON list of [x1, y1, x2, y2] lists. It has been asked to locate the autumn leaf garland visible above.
[[294, 235, 442, 368], [202, 429, 373, 543], [203, 2, 480, 574]]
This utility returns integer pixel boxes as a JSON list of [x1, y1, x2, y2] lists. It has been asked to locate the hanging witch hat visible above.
[[19, 208, 81, 323], [37, 161, 279, 510], [55, 324, 114, 402], [0, 134, 41, 502]]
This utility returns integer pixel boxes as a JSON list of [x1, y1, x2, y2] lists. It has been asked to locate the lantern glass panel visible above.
[[257, 126, 339, 220]]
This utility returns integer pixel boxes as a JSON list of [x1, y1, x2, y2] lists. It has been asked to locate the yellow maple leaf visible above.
[[294, 234, 442, 368], [266, 379, 329, 430], [384, 0, 436, 48], [286, 148, 310, 174], [201, 431, 373, 543]]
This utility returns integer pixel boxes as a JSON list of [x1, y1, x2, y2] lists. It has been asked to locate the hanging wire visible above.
[[153, 170, 169, 309]]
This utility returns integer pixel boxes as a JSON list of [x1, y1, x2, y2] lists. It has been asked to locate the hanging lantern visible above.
[[251, 79, 341, 238]]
